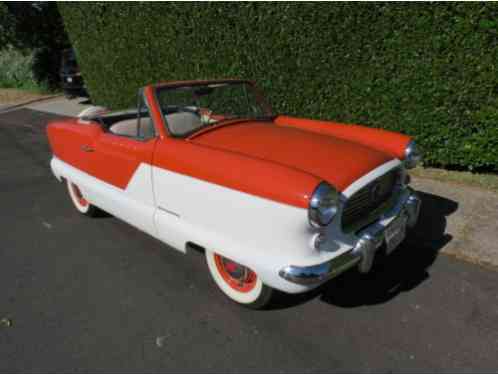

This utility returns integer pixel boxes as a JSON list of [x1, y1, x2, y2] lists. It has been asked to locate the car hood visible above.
[[189, 121, 394, 191]]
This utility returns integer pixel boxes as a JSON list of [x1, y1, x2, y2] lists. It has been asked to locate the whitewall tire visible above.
[[66, 179, 100, 217], [205, 250, 273, 309]]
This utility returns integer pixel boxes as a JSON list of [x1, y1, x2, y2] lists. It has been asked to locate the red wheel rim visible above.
[[214, 254, 257, 293], [71, 183, 88, 207]]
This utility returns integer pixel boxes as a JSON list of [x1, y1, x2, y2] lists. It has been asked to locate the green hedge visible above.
[[59, 3, 498, 172]]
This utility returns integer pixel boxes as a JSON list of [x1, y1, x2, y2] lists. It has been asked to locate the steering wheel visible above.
[[180, 106, 215, 126], [200, 109, 214, 125]]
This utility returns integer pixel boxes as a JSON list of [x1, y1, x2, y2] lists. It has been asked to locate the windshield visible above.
[[155, 82, 273, 137]]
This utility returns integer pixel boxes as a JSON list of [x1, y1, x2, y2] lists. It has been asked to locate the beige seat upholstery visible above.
[[139, 118, 155, 139], [165, 112, 201, 135], [109, 117, 155, 138], [110, 119, 136, 137]]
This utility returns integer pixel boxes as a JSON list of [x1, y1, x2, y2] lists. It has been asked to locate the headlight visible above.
[[404, 140, 422, 169], [309, 182, 340, 228]]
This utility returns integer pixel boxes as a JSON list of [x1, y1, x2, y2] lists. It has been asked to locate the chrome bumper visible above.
[[279, 188, 421, 286]]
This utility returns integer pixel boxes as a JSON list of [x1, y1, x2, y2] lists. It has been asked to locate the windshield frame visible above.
[[153, 80, 274, 139]]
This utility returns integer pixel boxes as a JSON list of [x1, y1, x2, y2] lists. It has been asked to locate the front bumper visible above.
[[279, 188, 421, 286]]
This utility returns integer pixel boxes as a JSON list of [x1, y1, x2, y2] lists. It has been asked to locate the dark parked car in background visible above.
[[60, 48, 87, 99]]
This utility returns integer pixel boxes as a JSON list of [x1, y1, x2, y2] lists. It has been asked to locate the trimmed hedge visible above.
[[59, 3, 498, 172]]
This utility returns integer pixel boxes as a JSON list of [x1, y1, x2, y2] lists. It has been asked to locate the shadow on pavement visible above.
[[269, 191, 459, 310]]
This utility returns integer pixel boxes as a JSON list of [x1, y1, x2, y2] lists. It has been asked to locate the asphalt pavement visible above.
[[1, 108, 498, 372]]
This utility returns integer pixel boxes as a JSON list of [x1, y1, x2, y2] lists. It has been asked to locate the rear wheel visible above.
[[66, 179, 100, 217], [205, 250, 273, 309]]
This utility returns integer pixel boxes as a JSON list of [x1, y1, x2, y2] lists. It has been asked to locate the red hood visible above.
[[189, 121, 393, 191]]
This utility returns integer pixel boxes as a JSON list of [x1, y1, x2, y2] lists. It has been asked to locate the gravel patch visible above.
[[0, 88, 49, 105]]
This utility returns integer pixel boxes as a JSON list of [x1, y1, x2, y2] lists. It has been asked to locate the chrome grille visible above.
[[342, 169, 399, 231]]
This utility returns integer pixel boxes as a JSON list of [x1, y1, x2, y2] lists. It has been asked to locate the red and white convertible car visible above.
[[47, 79, 422, 308]]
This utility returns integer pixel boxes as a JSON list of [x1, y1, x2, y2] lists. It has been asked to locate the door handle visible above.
[[81, 145, 94, 152]]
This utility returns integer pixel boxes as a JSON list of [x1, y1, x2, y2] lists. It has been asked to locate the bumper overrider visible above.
[[279, 187, 421, 286]]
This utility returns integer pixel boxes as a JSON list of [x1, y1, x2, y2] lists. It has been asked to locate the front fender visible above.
[[275, 115, 411, 160], [151, 165, 340, 294]]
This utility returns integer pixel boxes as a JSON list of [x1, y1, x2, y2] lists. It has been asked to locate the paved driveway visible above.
[[1, 109, 498, 372]]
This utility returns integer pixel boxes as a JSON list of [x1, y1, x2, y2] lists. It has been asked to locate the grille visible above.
[[341, 168, 399, 231]]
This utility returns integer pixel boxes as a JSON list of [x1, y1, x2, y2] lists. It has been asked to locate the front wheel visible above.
[[205, 250, 273, 309]]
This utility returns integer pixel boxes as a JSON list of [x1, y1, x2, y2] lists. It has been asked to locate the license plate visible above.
[[67, 77, 73, 83], [385, 215, 407, 254]]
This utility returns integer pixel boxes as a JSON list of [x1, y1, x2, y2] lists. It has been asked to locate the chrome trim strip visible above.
[[342, 159, 401, 199], [157, 206, 180, 218]]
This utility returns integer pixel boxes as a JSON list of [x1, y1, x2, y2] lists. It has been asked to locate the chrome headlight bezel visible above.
[[308, 182, 340, 229], [404, 140, 422, 169]]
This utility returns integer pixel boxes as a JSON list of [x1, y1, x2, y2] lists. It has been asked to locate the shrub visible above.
[[0, 47, 38, 90], [1, 2, 69, 89], [59, 3, 498, 172]]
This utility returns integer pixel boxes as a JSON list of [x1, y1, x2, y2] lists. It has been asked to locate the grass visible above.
[[411, 167, 498, 195], [1, 81, 53, 93]]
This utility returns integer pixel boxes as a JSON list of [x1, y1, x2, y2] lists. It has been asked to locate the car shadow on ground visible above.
[[268, 191, 459, 310]]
